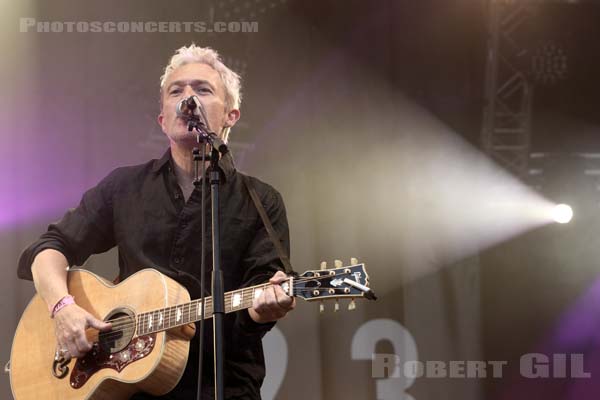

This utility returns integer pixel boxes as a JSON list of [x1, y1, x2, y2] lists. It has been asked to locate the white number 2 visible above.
[[261, 326, 288, 400]]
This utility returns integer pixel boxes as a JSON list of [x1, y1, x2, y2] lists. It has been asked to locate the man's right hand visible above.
[[53, 304, 112, 359], [31, 249, 112, 358]]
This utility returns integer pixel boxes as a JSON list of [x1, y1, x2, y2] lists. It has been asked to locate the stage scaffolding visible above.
[[481, 0, 536, 179]]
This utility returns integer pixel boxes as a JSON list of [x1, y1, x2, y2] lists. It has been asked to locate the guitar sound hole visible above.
[[98, 308, 136, 354]]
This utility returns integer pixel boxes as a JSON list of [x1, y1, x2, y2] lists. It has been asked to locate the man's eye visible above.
[[196, 87, 212, 94], [169, 88, 182, 95]]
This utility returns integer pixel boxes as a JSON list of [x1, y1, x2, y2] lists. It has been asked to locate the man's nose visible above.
[[182, 85, 196, 97]]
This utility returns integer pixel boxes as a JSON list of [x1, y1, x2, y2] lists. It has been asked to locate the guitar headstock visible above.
[[292, 258, 376, 312]]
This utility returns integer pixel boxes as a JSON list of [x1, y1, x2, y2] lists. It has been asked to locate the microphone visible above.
[[176, 96, 228, 155], [176, 95, 202, 121]]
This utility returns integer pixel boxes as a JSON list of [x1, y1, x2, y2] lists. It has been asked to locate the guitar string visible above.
[[93, 273, 361, 342], [99, 286, 347, 333], [98, 273, 353, 328], [97, 287, 357, 342], [97, 293, 255, 342], [102, 271, 358, 324], [100, 283, 350, 334], [95, 277, 361, 342], [97, 289, 358, 343], [96, 289, 288, 342]]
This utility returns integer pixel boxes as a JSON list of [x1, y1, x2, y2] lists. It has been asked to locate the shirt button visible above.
[[174, 193, 181, 200], [174, 257, 182, 264]]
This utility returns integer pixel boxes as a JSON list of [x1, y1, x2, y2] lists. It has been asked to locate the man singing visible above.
[[18, 44, 295, 399]]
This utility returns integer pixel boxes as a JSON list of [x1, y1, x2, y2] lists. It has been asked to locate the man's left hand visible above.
[[248, 271, 296, 324]]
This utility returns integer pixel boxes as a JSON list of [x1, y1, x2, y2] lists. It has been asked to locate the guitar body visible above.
[[10, 269, 193, 400], [10, 261, 374, 399]]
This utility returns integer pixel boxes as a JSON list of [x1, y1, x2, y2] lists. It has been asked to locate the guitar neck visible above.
[[133, 263, 373, 336], [135, 281, 282, 336]]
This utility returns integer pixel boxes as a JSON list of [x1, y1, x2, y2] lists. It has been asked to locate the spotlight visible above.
[[552, 204, 573, 224]]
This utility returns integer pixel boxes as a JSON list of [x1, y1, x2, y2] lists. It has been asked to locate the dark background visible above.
[[1, 1, 599, 399]]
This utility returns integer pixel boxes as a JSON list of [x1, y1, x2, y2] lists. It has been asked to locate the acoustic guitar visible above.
[[10, 260, 375, 399]]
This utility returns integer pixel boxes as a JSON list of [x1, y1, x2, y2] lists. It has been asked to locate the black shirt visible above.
[[17, 148, 291, 399]]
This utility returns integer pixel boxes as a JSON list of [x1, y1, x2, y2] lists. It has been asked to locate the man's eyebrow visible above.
[[167, 79, 216, 91]]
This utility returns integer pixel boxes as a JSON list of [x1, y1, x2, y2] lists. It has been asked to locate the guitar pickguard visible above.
[[69, 334, 156, 389]]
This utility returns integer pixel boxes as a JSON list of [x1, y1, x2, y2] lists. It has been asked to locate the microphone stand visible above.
[[186, 116, 228, 400]]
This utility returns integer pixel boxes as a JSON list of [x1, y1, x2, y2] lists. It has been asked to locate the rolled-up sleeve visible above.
[[17, 171, 117, 280]]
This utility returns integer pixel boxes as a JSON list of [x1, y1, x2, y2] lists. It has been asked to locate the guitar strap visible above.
[[243, 175, 294, 274]]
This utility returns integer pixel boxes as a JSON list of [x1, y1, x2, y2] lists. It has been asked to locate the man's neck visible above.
[[170, 143, 195, 182]]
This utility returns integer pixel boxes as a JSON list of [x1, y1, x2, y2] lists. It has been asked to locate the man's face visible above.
[[158, 63, 239, 146]]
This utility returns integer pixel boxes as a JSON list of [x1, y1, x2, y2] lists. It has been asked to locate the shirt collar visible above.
[[151, 148, 172, 173], [151, 147, 236, 181]]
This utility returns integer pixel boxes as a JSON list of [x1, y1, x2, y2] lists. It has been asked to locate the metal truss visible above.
[[481, 0, 536, 178]]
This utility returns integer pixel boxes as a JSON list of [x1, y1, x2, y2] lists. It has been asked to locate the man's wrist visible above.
[[248, 308, 269, 324], [49, 295, 75, 318]]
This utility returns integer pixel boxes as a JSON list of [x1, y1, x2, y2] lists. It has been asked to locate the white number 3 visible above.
[[352, 319, 418, 400]]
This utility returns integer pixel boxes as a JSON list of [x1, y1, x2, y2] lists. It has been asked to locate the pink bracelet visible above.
[[50, 295, 75, 318]]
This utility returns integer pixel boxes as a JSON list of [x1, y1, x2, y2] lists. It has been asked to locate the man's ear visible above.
[[224, 108, 241, 128], [157, 112, 165, 130]]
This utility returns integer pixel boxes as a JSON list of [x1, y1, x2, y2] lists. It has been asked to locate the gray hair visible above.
[[160, 44, 242, 111]]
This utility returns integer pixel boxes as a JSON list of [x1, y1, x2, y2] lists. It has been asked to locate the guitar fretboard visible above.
[[135, 281, 277, 335]]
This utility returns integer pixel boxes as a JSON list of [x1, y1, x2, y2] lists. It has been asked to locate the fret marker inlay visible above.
[[232, 292, 242, 308]]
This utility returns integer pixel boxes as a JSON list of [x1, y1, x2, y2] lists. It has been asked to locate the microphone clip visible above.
[[177, 96, 228, 156]]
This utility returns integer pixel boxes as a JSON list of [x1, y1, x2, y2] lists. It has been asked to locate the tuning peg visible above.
[[334, 300, 339, 312], [334, 259, 342, 268], [320, 261, 327, 270], [350, 257, 358, 265], [319, 302, 325, 314], [348, 299, 356, 311]]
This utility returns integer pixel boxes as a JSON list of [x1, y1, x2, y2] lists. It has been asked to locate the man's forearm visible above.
[[31, 249, 70, 311]]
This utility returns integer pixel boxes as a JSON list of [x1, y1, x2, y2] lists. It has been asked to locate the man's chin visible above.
[[167, 131, 197, 146]]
